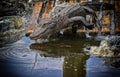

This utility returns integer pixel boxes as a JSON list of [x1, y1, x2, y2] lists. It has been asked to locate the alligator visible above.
[[50, 2, 93, 38], [29, 2, 103, 40]]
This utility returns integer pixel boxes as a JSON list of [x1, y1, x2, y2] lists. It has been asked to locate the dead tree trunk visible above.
[[37, 0, 48, 23], [65, 0, 70, 2], [87, 0, 92, 2], [53, 0, 56, 7], [96, 0, 104, 36], [99, 0, 103, 2], [84, 0, 93, 38], [53, 0, 59, 7], [110, 0, 115, 35], [76, 0, 80, 2], [26, 2, 41, 36], [110, 10, 115, 35], [85, 15, 92, 38]]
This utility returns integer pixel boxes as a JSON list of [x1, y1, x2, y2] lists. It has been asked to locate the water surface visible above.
[[0, 36, 120, 77]]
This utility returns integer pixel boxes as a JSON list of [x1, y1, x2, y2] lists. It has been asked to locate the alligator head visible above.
[[30, 20, 56, 40]]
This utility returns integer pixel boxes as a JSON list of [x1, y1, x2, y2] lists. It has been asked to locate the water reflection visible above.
[[30, 38, 89, 77], [86, 56, 120, 77], [30, 34, 99, 57], [103, 57, 120, 68], [0, 37, 120, 77], [63, 54, 88, 77]]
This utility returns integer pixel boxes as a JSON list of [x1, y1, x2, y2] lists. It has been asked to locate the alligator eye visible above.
[[42, 23, 47, 28]]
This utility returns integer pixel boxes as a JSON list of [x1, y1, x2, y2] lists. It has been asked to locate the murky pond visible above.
[[0, 36, 120, 77]]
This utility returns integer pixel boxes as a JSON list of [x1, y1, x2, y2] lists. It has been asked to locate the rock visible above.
[[0, 16, 23, 29], [0, 20, 12, 32], [0, 16, 25, 45], [89, 36, 120, 57], [94, 35, 106, 41], [0, 0, 35, 45], [103, 57, 120, 68]]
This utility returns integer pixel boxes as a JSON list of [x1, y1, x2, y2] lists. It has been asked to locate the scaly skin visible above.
[[30, 3, 97, 40]]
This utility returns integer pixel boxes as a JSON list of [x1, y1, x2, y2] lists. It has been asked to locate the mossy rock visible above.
[[0, 16, 25, 45], [0, 28, 25, 45], [1, 16, 24, 29], [89, 36, 120, 57]]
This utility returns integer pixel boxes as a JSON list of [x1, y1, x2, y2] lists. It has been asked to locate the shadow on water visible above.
[[29, 33, 100, 58], [0, 35, 120, 77], [30, 35, 98, 57], [29, 35, 94, 77]]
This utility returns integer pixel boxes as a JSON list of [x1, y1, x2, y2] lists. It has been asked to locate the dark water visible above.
[[0, 36, 120, 77]]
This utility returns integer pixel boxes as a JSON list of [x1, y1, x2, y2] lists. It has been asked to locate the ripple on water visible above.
[[0, 39, 36, 64]]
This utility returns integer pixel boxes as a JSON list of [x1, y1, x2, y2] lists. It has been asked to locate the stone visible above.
[[89, 36, 120, 57], [0, 16, 25, 45], [0, 0, 35, 45]]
